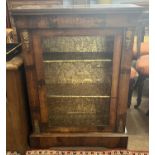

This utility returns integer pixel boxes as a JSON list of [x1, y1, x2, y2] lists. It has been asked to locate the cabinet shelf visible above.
[[43, 52, 113, 61], [47, 95, 110, 98], [44, 59, 112, 63]]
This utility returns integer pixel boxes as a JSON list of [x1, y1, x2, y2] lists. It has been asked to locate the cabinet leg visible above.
[[128, 79, 135, 108], [134, 75, 145, 108]]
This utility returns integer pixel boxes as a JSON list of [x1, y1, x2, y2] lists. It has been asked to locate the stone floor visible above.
[[127, 96, 149, 151]]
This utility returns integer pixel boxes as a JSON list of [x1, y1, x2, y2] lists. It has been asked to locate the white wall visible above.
[[112, 0, 148, 3]]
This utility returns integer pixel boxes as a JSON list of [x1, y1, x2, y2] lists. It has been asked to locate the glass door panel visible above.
[[41, 35, 114, 130]]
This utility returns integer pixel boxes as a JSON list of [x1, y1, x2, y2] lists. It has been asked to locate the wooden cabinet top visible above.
[[11, 2, 144, 15], [11, 3, 144, 29]]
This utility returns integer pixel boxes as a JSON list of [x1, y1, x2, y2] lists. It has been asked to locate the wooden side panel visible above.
[[116, 28, 134, 132], [20, 30, 41, 133], [32, 32, 48, 124], [109, 33, 123, 130], [6, 65, 29, 154]]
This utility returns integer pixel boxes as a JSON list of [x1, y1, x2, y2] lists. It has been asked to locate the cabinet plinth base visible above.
[[30, 132, 128, 149]]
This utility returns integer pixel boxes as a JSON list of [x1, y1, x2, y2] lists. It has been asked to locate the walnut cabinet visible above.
[[11, 3, 144, 149]]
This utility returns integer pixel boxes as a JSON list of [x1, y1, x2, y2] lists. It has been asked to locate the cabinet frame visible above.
[[30, 29, 123, 133], [11, 3, 144, 148]]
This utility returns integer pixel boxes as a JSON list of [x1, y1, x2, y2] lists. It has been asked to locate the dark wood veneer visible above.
[[10, 2, 144, 148]]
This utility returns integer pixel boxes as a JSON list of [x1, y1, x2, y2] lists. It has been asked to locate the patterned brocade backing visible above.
[[47, 97, 110, 128], [42, 35, 114, 129], [44, 61, 111, 128], [42, 36, 114, 53], [44, 61, 111, 83]]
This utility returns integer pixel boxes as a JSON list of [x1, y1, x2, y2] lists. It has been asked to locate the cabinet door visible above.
[[32, 29, 122, 132]]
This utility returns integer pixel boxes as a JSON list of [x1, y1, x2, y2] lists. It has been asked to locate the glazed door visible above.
[[32, 29, 122, 132]]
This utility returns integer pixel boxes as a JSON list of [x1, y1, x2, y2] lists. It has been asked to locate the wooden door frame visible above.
[[31, 29, 123, 133]]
